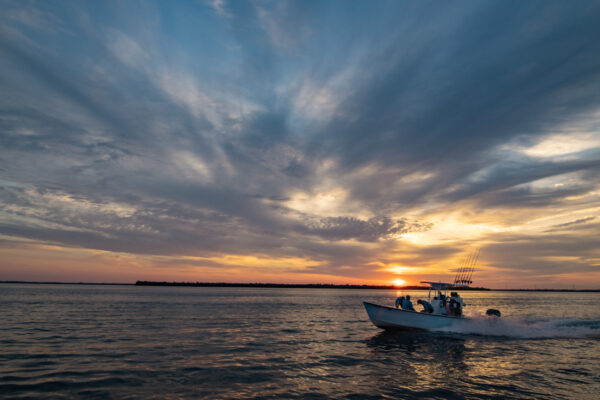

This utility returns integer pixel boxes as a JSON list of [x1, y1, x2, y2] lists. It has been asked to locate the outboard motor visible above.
[[486, 309, 501, 318]]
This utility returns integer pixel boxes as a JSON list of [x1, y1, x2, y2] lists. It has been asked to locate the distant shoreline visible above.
[[2, 280, 598, 291], [134, 281, 491, 290]]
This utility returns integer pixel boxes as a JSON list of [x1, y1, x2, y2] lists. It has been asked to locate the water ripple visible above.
[[0, 284, 599, 399]]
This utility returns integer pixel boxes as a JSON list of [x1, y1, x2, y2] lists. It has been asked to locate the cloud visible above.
[[545, 217, 597, 232], [208, 0, 232, 19], [481, 232, 600, 276], [309, 2, 600, 172], [253, 0, 313, 50], [297, 217, 432, 242]]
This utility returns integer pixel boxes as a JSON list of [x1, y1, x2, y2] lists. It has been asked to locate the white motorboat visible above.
[[363, 302, 468, 330], [364, 252, 501, 330], [364, 281, 471, 330]]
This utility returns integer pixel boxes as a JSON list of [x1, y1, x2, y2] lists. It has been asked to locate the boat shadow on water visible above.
[[365, 330, 467, 356]]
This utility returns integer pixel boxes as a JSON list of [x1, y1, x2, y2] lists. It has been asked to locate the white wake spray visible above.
[[433, 314, 600, 339]]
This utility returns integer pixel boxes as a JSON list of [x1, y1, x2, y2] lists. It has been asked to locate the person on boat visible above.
[[417, 299, 434, 313], [449, 292, 463, 317], [401, 295, 415, 311], [395, 296, 404, 309], [454, 292, 465, 308], [437, 293, 449, 314]]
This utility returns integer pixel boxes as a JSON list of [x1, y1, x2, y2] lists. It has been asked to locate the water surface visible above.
[[1, 284, 599, 399]]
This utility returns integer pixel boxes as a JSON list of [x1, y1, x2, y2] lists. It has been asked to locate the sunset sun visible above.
[[393, 279, 406, 287]]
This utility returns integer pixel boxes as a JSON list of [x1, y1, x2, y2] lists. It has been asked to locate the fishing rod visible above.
[[454, 248, 480, 286]]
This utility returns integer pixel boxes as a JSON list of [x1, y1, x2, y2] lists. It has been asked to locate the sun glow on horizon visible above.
[[393, 278, 406, 286]]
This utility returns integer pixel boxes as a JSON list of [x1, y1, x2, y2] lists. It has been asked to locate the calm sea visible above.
[[1, 284, 599, 399]]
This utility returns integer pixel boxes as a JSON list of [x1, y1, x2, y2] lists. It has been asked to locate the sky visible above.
[[1, 0, 600, 288]]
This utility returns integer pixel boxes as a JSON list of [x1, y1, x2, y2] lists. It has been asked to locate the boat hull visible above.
[[363, 301, 467, 330]]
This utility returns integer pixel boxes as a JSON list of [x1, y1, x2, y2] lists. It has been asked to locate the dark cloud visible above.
[[296, 217, 431, 242], [545, 217, 597, 233], [481, 232, 600, 276], [444, 156, 600, 198], [314, 2, 600, 167]]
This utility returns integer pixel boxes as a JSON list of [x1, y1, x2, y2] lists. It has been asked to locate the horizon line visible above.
[[1, 280, 599, 292]]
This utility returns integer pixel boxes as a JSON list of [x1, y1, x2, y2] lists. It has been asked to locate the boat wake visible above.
[[434, 314, 600, 339]]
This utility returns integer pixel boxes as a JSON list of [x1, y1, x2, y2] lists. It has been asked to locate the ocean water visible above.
[[1, 284, 599, 399]]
